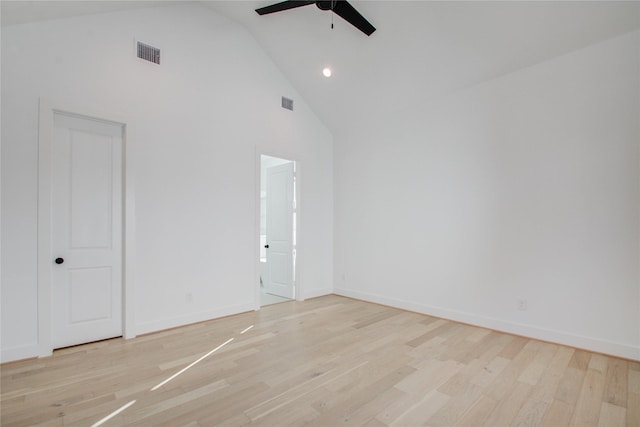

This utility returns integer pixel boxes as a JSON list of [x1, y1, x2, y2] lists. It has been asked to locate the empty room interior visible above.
[[1, 1, 639, 426]]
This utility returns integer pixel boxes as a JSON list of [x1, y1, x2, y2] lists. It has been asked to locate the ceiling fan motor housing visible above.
[[316, 1, 333, 11]]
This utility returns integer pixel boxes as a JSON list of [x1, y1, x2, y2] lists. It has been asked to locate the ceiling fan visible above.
[[255, 1, 376, 36]]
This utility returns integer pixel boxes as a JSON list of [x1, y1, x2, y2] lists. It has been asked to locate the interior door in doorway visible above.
[[264, 162, 295, 299], [51, 113, 123, 349]]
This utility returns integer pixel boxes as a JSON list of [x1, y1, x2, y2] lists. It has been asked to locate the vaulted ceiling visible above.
[[3, 1, 639, 134]]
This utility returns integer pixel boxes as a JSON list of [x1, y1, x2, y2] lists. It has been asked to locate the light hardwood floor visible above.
[[1, 295, 638, 426]]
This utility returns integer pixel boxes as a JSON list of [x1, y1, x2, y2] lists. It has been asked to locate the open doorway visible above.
[[260, 155, 296, 306]]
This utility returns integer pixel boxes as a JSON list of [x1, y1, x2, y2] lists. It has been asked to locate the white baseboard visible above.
[[334, 287, 640, 361], [1, 343, 40, 363], [135, 302, 255, 336], [5, 292, 636, 363], [301, 287, 333, 300]]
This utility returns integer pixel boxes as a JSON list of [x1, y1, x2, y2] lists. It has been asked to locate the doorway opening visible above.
[[259, 155, 296, 306]]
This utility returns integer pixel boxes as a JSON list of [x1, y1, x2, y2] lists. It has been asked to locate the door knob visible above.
[[264, 245, 269, 249], [55, 257, 64, 265]]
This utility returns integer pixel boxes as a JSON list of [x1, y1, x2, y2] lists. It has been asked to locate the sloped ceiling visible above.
[[0, 1, 181, 26], [208, 1, 639, 134], [3, 1, 639, 134]]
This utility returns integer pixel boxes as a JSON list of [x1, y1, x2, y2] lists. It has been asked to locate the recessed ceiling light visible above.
[[322, 67, 332, 78]]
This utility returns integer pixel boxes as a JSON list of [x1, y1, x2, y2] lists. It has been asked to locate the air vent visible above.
[[281, 96, 294, 111], [137, 41, 160, 65]]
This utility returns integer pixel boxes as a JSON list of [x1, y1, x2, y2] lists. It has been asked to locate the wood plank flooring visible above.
[[1, 295, 638, 426]]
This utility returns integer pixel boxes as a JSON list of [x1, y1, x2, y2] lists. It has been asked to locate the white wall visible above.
[[1, 4, 333, 362], [334, 31, 640, 360]]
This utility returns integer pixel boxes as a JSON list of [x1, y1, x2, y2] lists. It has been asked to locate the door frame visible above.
[[254, 148, 302, 310], [37, 98, 136, 356]]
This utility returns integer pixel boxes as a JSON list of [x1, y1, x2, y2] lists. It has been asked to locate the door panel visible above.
[[70, 132, 113, 249], [52, 113, 123, 349], [264, 162, 294, 299], [69, 267, 112, 322]]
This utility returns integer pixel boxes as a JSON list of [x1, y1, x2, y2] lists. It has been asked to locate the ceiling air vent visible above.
[[281, 96, 294, 111], [137, 41, 160, 65]]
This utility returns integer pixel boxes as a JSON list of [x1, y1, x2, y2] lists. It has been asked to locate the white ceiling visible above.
[[0, 1, 182, 26], [3, 1, 639, 134]]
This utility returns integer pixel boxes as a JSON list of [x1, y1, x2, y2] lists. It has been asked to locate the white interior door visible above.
[[51, 113, 123, 349], [264, 162, 294, 299]]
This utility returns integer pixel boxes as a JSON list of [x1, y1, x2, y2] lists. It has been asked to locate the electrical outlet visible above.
[[517, 299, 527, 311], [186, 292, 193, 303]]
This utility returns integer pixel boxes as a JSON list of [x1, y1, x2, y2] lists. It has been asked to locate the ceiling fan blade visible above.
[[332, 1, 376, 36], [255, 1, 315, 16]]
